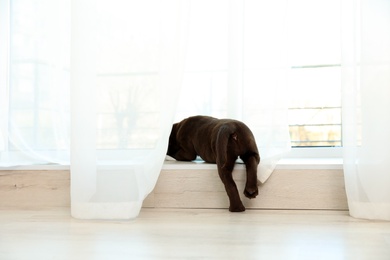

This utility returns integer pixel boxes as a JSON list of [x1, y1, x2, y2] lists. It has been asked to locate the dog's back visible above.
[[168, 115, 259, 165]]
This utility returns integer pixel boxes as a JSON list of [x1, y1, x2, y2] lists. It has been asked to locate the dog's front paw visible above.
[[244, 187, 258, 199], [229, 204, 246, 212]]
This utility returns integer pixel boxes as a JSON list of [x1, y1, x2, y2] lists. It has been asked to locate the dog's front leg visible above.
[[217, 162, 245, 212], [170, 149, 197, 162]]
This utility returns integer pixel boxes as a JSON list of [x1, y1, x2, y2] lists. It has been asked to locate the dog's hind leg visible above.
[[242, 155, 259, 199], [217, 159, 245, 212]]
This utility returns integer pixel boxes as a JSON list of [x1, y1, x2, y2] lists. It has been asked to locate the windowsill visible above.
[[276, 158, 343, 170], [0, 158, 343, 172], [0, 164, 70, 172], [162, 158, 343, 170]]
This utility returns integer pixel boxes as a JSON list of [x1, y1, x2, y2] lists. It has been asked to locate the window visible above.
[[175, 0, 342, 155], [1, 0, 343, 165]]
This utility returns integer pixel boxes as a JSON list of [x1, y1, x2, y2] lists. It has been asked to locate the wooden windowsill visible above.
[[0, 162, 348, 211]]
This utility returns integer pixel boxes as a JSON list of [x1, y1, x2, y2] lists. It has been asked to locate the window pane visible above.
[[288, 67, 341, 108], [287, 67, 342, 147], [289, 108, 342, 147]]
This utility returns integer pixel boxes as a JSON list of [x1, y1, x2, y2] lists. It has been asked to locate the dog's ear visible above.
[[216, 125, 235, 168]]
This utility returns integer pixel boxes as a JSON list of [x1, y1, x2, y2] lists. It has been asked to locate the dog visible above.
[[167, 115, 260, 212]]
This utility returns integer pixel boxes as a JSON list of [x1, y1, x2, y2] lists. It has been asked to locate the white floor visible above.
[[1, 208, 389, 260]]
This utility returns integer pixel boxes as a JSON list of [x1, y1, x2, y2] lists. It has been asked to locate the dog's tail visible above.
[[216, 124, 237, 169]]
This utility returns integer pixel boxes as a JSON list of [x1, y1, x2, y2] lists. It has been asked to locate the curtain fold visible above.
[[342, 0, 390, 220], [242, 0, 291, 182]]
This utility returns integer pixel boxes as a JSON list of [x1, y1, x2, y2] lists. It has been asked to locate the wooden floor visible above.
[[1, 208, 389, 260]]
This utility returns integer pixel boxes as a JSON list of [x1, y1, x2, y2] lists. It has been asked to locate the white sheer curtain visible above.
[[2, 0, 290, 219], [71, 0, 189, 219], [175, 0, 291, 183], [0, 0, 188, 219], [342, 0, 390, 220]]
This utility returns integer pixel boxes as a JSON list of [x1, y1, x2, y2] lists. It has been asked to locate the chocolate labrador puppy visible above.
[[167, 115, 260, 212]]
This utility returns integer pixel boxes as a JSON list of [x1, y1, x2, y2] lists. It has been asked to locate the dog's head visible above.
[[167, 123, 179, 156]]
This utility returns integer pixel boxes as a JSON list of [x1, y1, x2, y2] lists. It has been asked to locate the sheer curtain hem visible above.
[[71, 202, 142, 220], [348, 202, 390, 221]]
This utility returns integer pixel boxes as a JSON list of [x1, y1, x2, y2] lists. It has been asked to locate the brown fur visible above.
[[167, 115, 260, 212]]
